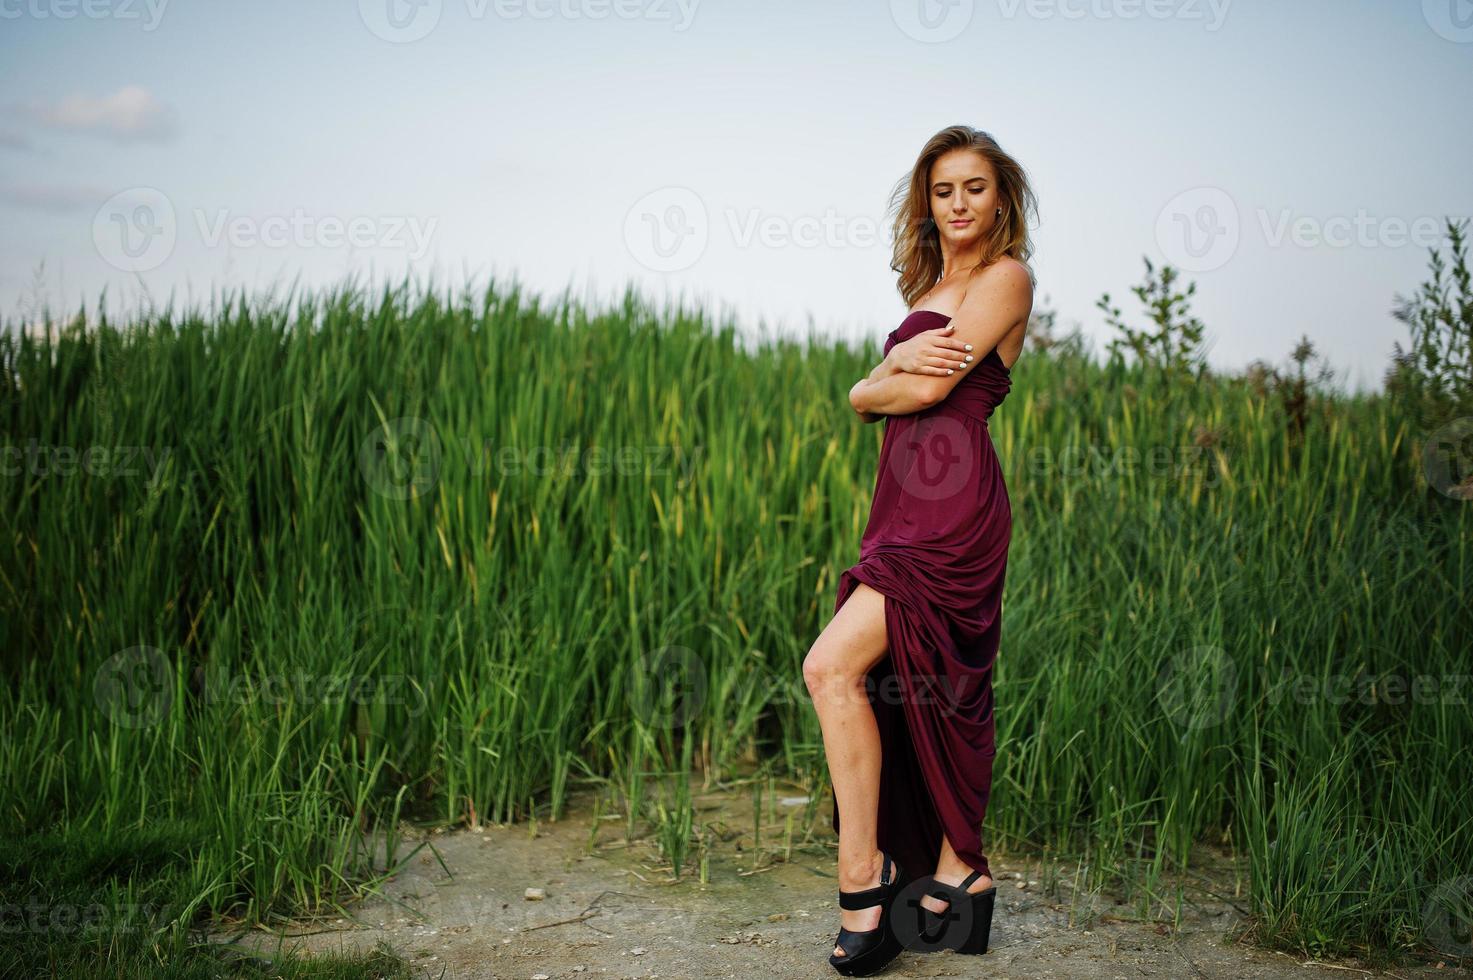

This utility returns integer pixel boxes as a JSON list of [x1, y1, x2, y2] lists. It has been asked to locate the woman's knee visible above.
[[803, 634, 878, 694], [802, 642, 836, 694], [805, 583, 889, 693], [803, 635, 854, 692]]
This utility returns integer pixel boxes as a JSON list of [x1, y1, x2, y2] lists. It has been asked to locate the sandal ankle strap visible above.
[[927, 867, 988, 903], [837, 852, 898, 910], [838, 884, 886, 910]]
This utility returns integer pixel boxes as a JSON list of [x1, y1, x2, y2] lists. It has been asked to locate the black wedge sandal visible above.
[[828, 850, 903, 976], [917, 868, 996, 954]]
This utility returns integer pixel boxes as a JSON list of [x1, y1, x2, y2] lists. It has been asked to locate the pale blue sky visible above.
[[2, 0, 1470, 393]]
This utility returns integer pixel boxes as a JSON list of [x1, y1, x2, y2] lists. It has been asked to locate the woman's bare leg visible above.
[[803, 581, 892, 960]]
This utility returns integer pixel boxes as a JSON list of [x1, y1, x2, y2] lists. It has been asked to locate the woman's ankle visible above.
[[932, 862, 990, 889], [838, 848, 885, 889]]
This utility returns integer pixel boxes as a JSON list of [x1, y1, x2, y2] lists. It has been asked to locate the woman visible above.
[[803, 124, 1036, 975]]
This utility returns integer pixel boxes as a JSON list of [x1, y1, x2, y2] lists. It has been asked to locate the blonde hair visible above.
[[888, 125, 1038, 308]]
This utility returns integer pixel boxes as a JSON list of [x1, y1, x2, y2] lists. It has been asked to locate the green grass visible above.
[[1, 270, 1469, 970], [0, 821, 417, 977]]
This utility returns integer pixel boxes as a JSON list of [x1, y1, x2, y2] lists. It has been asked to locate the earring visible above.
[[995, 208, 1002, 218]]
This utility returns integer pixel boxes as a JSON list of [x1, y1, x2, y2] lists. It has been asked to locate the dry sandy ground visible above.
[[210, 782, 1471, 980]]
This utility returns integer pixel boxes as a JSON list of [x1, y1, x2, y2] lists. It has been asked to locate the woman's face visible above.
[[929, 149, 998, 247]]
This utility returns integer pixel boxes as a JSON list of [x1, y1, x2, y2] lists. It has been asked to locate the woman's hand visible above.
[[887, 324, 975, 376]]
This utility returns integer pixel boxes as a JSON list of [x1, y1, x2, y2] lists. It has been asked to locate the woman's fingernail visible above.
[[965, 344, 973, 350]]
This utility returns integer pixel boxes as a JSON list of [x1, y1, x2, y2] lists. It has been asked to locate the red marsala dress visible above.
[[832, 308, 1014, 891]]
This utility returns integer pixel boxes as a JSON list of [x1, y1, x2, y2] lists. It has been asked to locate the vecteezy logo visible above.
[[1423, 0, 1473, 43], [93, 187, 177, 273], [1155, 187, 1240, 273], [622, 187, 709, 273], [94, 646, 173, 728], [887, 414, 973, 503], [1422, 416, 1473, 500], [625, 644, 707, 726], [357, 415, 442, 500], [1155, 644, 1238, 731], [359, 0, 443, 42], [891, 876, 977, 952], [1422, 876, 1473, 957], [890, 0, 974, 43]]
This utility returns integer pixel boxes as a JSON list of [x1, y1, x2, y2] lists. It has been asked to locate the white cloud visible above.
[[26, 85, 179, 144]]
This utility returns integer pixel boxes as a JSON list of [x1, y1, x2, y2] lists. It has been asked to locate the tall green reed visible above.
[[1, 271, 1467, 963]]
